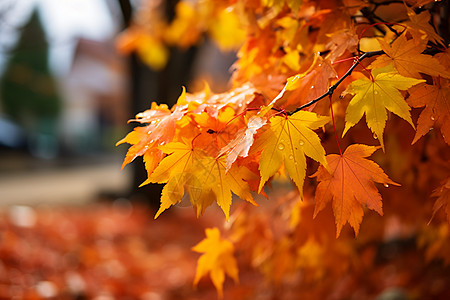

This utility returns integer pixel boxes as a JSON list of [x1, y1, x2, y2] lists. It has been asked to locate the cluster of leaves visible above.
[[116, 0, 246, 69], [118, 0, 450, 296]]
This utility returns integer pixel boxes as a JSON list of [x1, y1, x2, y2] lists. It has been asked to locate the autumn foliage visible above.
[[117, 0, 450, 298]]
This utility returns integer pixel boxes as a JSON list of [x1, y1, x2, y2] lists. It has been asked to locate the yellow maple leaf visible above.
[[193, 227, 239, 298], [192, 155, 257, 220], [148, 141, 204, 218], [151, 141, 256, 219], [208, 7, 245, 51], [255, 111, 329, 196], [343, 65, 425, 150]]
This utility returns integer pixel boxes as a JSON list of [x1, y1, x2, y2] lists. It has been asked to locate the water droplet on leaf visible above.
[[299, 140, 304, 146], [384, 184, 389, 188], [288, 154, 294, 160], [278, 143, 285, 150]]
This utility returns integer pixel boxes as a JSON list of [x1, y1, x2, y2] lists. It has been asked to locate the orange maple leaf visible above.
[[408, 80, 450, 145], [116, 104, 175, 173], [219, 115, 267, 170], [404, 6, 445, 46], [430, 177, 450, 224], [271, 57, 337, 110], [312, 144, 399, 237], [193, 227, 239, 298], [325, 27, 359, 63], [371, 33, 450, 79]]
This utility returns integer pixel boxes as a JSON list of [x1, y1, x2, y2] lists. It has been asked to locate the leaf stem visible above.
[[329, 95, 343, 156], [287, 50, 384, 115], [359, 22, 406, 39]]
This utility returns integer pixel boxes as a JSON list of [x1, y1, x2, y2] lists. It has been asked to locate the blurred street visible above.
[[0, 153, 130, 206]]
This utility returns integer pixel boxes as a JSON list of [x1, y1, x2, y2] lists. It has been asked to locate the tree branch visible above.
[[287, 50, 384, 115]]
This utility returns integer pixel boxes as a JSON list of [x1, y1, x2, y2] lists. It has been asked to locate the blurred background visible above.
[[0, 1, 235, 299], [0, 0, 235, 207], [0, 0, 131, 206]]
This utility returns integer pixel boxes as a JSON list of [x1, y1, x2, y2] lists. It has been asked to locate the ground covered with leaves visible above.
[[0, 198, 449, 300]]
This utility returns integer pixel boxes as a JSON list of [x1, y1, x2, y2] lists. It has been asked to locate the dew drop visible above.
[[374, 90, 379, 95], [384, 184, 389, 188], [278, 143, 285, 150], [149, 139, 154, 144], [431, 116, 435, 121], [217, 183, 222, 188], [372, 133, 378, 140], [310, 85, 315, 89], [159, 141, 165, 146], [288, 154, 294, 160], [299, 140, 304, 146]]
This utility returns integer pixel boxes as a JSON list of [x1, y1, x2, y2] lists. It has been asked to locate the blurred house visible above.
[[59, 38, 129, 155]]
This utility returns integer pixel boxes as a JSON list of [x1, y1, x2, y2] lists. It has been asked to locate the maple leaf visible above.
[[343, 65, 425, 150], [193, 227, 239, 298], [312, 144, 399, 237], [148, 141, 204, 218], [151, 140, 256, 219], [116, 90, 187, 172], [164, 1, 202, 48], [219, 115, 267, 170], [430, 178, 450, 224], [271, 57, 337, 110], [371, 33, 450, 79], [191, 107, 241, 156], [408, 80, 450, 145], [255, 111, 330, 196], [325, 28, 359, 63], [208, 7, 245, 51], [404, 6, 445, 46], [192, 155, 257, 220]]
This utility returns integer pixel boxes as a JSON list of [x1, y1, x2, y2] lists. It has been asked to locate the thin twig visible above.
[[287, 50, 384, 115]]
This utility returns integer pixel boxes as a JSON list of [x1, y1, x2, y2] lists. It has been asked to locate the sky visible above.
[[0, 0, 120, 76]]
